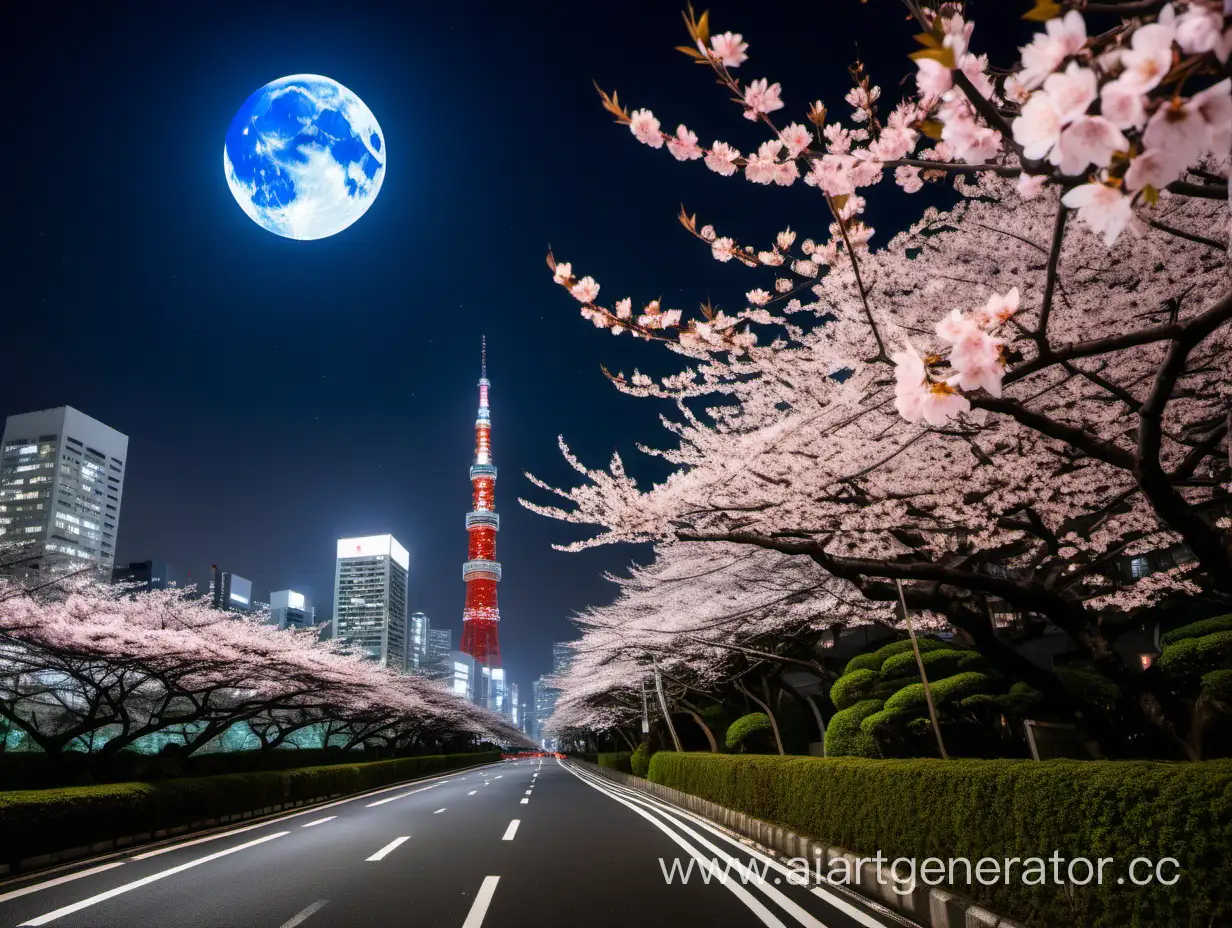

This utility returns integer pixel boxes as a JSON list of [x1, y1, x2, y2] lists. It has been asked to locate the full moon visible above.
[[224, 74, 386, 241]]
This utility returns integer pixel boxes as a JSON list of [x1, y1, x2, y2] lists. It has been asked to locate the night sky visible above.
[[7, 1, 1029, 694]]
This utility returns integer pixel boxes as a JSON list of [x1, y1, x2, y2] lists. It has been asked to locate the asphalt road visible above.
[[0, 758, 909, 928]]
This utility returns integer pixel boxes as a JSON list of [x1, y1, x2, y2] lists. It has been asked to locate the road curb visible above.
[[575, 761, 1026, 928]]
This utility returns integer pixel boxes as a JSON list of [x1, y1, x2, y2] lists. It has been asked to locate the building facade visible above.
[[332, 534, 409, 670], [211, 566, 253, 613], [111, 560, 179, 591], [0, 406, 128, 576], [270, 589, 314, 629]]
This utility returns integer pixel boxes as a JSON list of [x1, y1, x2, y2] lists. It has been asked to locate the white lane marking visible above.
[[561, 765, 785, 927], [461, 876, 500, 928], [365, 837, 409, 862], [279, 899, 329, 928], [520, 798, 529, 804], [502, 819, 520, 841], [366, 782, 440, 808], [468, 790, 478, 796], [494, 775, 502, 779], [524, 790, 532, 796], [568, 763, 885, 928], [0, 863, 127, 905], [434, 808, 446, 814], [300, 816, 336, 828], [18, 832, 289, 926], [124, 766, 489, 861]]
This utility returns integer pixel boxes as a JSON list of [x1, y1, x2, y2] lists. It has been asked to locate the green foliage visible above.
[[879, 647, 973, 681], [882, 671, 991, 714], [823, 699, 882, 758], [842, 652, 881, 675], [869, 637, 952, 669], [630, 742, 656, 777], [0, 751, 498, 868], [858, 707, 916, 737], [1201, 669, 1232, 702], [1158, 630, 1232, 679], [829, 669, 878, 710], [958, 682, 1042, 715], [1161, 614, 1232, 646], [596, 751, 633, 773], [1055, 667, 1122, 710], [725, 713, 773, 753], [648, 752, 1232, 927]]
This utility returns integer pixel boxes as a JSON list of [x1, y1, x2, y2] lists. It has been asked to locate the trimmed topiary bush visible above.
[[1158, 630, 1232, 678], [1161, 614, 1232, 646], [879, 647, 971, 680], [596, 751, 633, 773], [725, 712, 773, 753], [842, 652, 881, 675], [648, 752, 1232, 927], [829, 668, 878, 710], [824, 699, 882, 757]]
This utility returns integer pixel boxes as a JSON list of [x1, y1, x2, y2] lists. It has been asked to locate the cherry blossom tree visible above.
[[528, 2, 1232, 758]]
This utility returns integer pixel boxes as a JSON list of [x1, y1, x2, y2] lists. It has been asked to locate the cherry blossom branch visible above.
[[1148, 218, 1227, 250], [1033, 204, 1070, 343]]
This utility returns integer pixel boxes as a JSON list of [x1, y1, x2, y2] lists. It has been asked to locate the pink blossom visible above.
[[1017, 172, 1048, 199], [1143, 96, 1216, 170], [891, 344, 928, 422], [959, 53, 996, 102], [744, 147, 779, 185], [774, 278, 793, 293], [845, 85, 880, 122], [1004, 75, 1031, 105], [710, 32, 749, 68], [1192, 78, 1232, 156], [1175, 4, 1232, 63], [1100, 78, 1148, 130], [915, 58, 953, 99], [666, 125, 703, 161], [975, 287, 1021, 328], [614, 298, 633, 320], [743, 78, 784, 118], [1044, 63, 1098, 123], [1061, 183, 1136, 246], [1018, 10, 1088, 89], [773, 159, 800, 186], [871, 126, 918, 161], [552, 262, 573, 284], [896, 164, 924, 193], [711, 237, 737, 262], [823, 123, 852, 153], [1124, 149, 1184, 193], [570, 276, 600, 303], [1013, 93, 1064, 160], [1119, 22, 1177, 92], [700, 224, 717, 242], [920, 380, 972, 425], [776, 228, 796, 250], [705, 141, 741, 176], [779, 123, 812, 158], [1050, 116, 1127, 175], [629, 109, 664, 148], [850, 153, 885, 187], [942, 107, 1002, 164], [808, 154, 854, 197]]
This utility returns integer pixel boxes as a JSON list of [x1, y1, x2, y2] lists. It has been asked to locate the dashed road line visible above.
[[366, 837, 409, 862]]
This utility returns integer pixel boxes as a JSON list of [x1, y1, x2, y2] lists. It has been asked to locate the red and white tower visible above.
[[461, 337, 502, 680]]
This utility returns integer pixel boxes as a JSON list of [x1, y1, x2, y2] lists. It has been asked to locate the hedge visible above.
[[596, 751, 633, 773], [1160, 614, 1232, 646], [0, 751, 499, 868], [648, 752, 1232, 927], [630, 742, 655, 777]]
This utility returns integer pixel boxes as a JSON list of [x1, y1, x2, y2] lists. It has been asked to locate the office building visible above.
[[112, 560, 179, 591], [450, 650, 475, 700], [509, 682, 520, 726], [332, 534, 409, 670], [0, 406, 128, 576], [270, 590, 314, 629], [552, 641, 574, 676], [533, 675, 558, 747], [408, 612, 432, 671], [211, 565, 253, 613]]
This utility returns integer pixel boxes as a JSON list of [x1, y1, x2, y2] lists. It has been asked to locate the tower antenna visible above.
[[481, 335, 487, 379]]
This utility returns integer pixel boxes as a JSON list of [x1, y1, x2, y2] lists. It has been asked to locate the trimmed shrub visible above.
[[879, 647, 971, 680], [868, 637, 951, 669], [1161, 614, 1232, 646], [630, 742, 655, 777], [1158, 630, 1232, 678], [1202, 669, 1232, 701], [0, 751, 498, 868], [882, 671, 991, 714], [823, 699, 882, 758], [725, 713, 773, 753], [596, 751, 633, 774], [829, 668, 877, 710], [842, 652, 881, 675], [648, 752, 1232, 927]]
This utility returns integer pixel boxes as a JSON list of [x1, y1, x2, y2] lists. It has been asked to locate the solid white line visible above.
[[568, 763, 887, 928], [18, 832, 288, 926], [300, 816, 336, 828], [365, 837, 409, 862], [366, 783, 440, 807], [502, 819, 520, 841], [520, 798, 528, 804], [434, 808, 446, 814], [494, 775, 502, 779], [560, 765, 785, 927], [279, 898, 329, 928], [0, 863, 127, 905], [461, 875, 500, 928], [468, 790, 478, 796]]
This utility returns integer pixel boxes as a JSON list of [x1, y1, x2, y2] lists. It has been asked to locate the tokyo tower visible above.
[[460, 337, 502, 680]]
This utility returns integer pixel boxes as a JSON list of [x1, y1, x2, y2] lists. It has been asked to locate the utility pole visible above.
[[896, 579, 949, 760], [652, 657, 683, 752]]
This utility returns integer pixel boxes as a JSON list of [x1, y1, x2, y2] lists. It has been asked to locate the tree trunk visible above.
[[680, 703, 719, 753], [737, 680, 784, 755]]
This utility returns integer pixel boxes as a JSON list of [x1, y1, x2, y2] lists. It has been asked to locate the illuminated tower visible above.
[[461, 338, 503, 707]]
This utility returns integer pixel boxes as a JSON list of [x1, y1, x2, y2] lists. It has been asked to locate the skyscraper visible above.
[[270, 590, 314, 629], [552, 641, 575, 676], [112, 560, 179, 591], [532, 676, 557, 748], [211, 566, 253, 613], [460, 338, 502, 708], [408, 611, 432, 671], [0, 406, 128, 576], [332, 534, 409, 670]]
